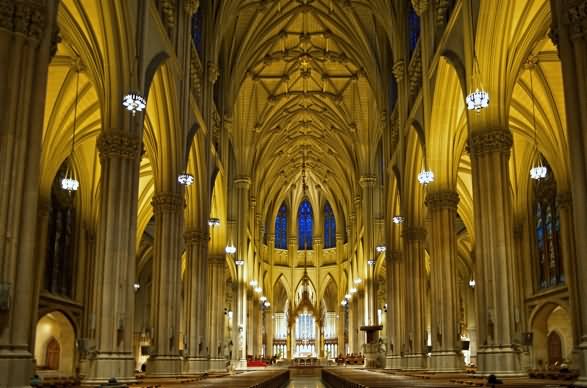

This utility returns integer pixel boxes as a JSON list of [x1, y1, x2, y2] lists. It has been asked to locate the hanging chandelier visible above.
[[376, 244, 386, 253], [208, 217, 220, 227], [528, 67, 547, 180], [418, 169, 434, 185], [61, 66, 81, 192], [122, 92, 146, 115], [178, 172, 194, 186], [235, 258, 245, 266], [392, 215, 404, 224], [225, 244, 237, 254], [368, 258, 376, 265], [466, 52, 489, 112]]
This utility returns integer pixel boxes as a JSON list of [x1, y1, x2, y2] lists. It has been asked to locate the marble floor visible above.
[[285, 375, 326, 388]]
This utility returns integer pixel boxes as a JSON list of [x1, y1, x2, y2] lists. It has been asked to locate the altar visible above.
[[292, 357, 319, 367]]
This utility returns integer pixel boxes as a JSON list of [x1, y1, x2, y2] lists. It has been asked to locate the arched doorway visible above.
[[35, 311, 76, 376], [547, 331, 562, 365], [46, 338, 60, 370]]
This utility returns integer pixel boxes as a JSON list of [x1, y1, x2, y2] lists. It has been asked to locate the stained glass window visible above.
[[408, 4, 420, 58], [324, 202, 336, 248], [298, 199, 313, 249], [275, 203, 287, 249], [191, 9, 203, 56], [534, 159, 564, 289]]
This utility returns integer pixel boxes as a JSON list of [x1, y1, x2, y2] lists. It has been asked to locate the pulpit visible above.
[[360, 325, 383, 368]]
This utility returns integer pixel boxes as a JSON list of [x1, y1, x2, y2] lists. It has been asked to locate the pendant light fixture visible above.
[[528, 66, 547, 180], [61, 65, 81, 192], [466, 54, 490, 112]]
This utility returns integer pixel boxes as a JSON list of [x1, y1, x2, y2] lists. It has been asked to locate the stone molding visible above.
[[0, 0, 46, 41], [568, 0, 587, 38], [234, 176, 251, 188], [425, 190, 460, 209], [403, 226, 427, 241], [208, 255, 225, 265], [468, 130, 513, 157], [97, 131, 142, 161], [392, 60, 405, 82], [359, 175, 377, 187], [184, 229, 208, 244], [152, 192, 183, 214]]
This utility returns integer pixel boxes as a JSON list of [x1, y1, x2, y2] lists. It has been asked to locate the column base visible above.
[[0, 349, 34, 388], [235, 358, 248, 370], [80, 353, 135, 385], [430, 351, 463, 372], [404, 353, 426, 370], [183, 357, 208, 374], [571, 344, 587, 385], [147, 355, 182, 376], [385, 354, 402, 370], [208, 358, 227, 373], [477, 346, 523, 376]]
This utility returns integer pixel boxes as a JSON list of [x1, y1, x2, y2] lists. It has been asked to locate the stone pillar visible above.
[[425, 190, 463, 372], [550, 3, 587, 382], [234, 177, 250, 368], [360, 176, 378, 328], [402, 227, 428, 370], [184, 230, 209, 374], [468, 130, 521, 375], [0, 2, 57, 386], [266, 234, 275, 357], [208, 255, 226, 371], [385, 250, 403, 369], [557, 193, 581, 358], [148, 193, 184, 375], [336, 233, 345, 354]]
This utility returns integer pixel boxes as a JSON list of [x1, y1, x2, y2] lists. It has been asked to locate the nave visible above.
[[1, 0, 587, 387]]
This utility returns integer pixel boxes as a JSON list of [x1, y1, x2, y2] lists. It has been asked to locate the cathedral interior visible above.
[[1, 0, 587, 387]]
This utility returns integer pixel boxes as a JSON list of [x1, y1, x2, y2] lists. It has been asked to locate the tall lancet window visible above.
[[298, 199, 313, 249], [324, 201, 336, 248], [534, 158, 563, 289], [275, 202, 287, 249]]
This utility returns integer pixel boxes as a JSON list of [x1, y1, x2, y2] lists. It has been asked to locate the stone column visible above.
[[425, 190, 463, 372], [336, 233, 345, 354], [360, 176, 378, 327], [550, 3, 587, 382], [266, 234, 275, 357], [557, 193, 581, 357], [468, 130, 521, 375], [148, 193, 184, 375], [82, 130, 143, 382], [234, 177, 250, 368], [0, 2, 57, 386], [402, 227, 428, 370], [184, 230, 209, 374], [385, 250, 403, 370], [208, 254, 226, 371]]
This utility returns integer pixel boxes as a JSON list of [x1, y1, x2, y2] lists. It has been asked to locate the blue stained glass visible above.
[[408, 5, 420, 57], [191, 10, 203, 56], [298, 199, 313, 249], [275, 203, 287, 249], [324, 202, 336, 248]]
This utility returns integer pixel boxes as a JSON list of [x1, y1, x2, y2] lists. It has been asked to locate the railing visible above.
[[249, 370, 290, 388]]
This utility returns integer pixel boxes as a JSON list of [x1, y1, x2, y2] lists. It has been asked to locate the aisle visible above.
[[284, 375, 326, 388]]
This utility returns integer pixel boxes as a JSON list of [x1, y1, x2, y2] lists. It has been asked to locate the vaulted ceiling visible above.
[[218, 0, 395, 223]]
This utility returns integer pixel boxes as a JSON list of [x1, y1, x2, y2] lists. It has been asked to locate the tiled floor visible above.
[[285, 375, 327, 388]]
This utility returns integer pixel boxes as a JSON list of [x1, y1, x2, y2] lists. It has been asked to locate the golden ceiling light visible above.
[[61, 65, 80, 192], [528, 66, 547, 180]]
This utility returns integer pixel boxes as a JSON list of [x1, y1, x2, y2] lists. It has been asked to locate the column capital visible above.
[[403, 226, 427, 241], [234, 176, 251, 188], [97, 131, 142, 161], [557, 192, 573, 208], [411, 0, 430, 16], [568, 1, 587, 39], [353, 194, 362, 206], [392, 60, 405, 82], [468, 130, 513, 157], [359, 175, 377, 187], [336, 232, 345, 241], [184, 229, 208, 244], [152, 192, 183, 214], [288, 237, 297, 246], [0, 0, 47, 41], [208, 255, 225, 265], [425, 190, 459, 209]]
